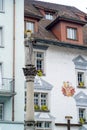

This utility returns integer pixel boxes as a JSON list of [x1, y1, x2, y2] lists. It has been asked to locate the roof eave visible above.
[[35, 38, 87, 50], [24, 12, 43, 21], [46, 16, 87, 30]]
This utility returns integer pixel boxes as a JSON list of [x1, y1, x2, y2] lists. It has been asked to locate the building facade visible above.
[[24, 0, 87, 130], [0, 0, 24, 130]]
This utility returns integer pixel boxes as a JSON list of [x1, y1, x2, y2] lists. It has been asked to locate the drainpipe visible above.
[[12, 0, 16, 121]]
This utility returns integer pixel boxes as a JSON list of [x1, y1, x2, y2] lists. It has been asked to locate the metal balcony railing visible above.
[[0, 78, 14, 92]]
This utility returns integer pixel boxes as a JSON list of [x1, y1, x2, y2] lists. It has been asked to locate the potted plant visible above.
[[41, 105, 48, 111], [79, 117, 86, 124], [37, 70, 43, 77], [79, 82, 84, 87], [34, 105, 40, 111]]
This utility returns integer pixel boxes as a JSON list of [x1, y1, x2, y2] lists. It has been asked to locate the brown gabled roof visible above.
[[46, 16, 87, 30], [24, 1, 43, 20], [24, 0, 87, 46], [25, 0, 85, 19], [34, 18, 58, 41], [25, 0, 86, 20]]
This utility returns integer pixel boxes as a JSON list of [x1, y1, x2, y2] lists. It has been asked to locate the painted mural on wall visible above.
[[62, 81, 75, 97]]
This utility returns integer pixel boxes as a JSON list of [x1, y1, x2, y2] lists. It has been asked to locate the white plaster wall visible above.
[[14, 0, 25, 122], [0, 0, 24, 122], [0, 0, 13, 78], [0, 0, 13, 122], [42, 45, 87, 125], [0, 122, 24, 130], [4, 99, 12, 120]]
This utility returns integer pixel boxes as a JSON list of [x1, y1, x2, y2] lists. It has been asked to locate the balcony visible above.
[[0, 78, 16, 100]]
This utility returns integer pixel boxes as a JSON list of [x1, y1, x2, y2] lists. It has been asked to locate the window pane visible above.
[[37, 122, 43, 128], [26, 22, 34, 33], [0, 64, 2, 89], [45, 13, 53, 20], [67, 27, 77, 40], [0, 28, 2, 46], [41, 93, 47, 106], [79, 108, 85, 118], [45, 122, 51, 128], [0, 104, 3, 120], [36, 52, 44, 71], [34, 93, 39, 105], [78, 72, 84, 83]]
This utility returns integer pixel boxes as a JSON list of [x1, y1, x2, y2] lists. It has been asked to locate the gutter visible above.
[[12, 0, 16, 121], [35, 38, 87, 50]]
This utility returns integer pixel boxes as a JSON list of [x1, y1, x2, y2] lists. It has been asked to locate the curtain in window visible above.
[[67, 28, 77, 40], [26, 22, 34, 33]]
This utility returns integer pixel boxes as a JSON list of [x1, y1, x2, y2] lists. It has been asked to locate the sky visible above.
[[37, 0, 87, 13]]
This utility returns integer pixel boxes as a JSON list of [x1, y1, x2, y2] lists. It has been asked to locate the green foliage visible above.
[[37, 70, 43, 77], [41, 105, 48, 111], [79, 82, 84, 87], [79, 118, 85, 124], [34, 105, 40, 110]]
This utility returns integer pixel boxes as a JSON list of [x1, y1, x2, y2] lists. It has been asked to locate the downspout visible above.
[[12, 0, 16, 121]]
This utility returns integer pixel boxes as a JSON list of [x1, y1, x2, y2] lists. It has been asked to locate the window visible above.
[[34, 93, 39, 105], [78, 72, 84, 87], [34, 92, 48, 110], [26, 21, 34, 33], [35, 51, 44, 72], [0, 27, 3, 46], [36, 121, 51, 129], [73, 55, 87, 88], [79, 108, 85, 119], [0, 0, 4, 11], [45, 13, 53, 20], [0, 64, 2, 89], [67, 27, 77, 40], [0, 104, 3, 120], [41, 93, 47, 106], [79, 108, 86, 123]]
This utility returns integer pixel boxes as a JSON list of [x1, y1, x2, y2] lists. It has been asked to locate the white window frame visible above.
[[0, 0, 4, 12], [36, 121, 52, 130], [41, 93, 47, 106], [79, 108, 86, 119], [78, 72, 84, 84], [26, 21, 34, 33], [76, 70, 85, 87], [34, 92, 48, 108], [67, 27, 77, 40], [78, 107, 87, 123], [0, 63, 2, 89], [45, 13, 53, 20], [0, 104, 3, 120], [0, 27, 3, 47], [34, 93, 39, 105], [34, 50, 45, 74]]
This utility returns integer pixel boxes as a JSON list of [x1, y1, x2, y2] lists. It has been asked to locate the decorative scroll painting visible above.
[[62, 81, 75, 97]]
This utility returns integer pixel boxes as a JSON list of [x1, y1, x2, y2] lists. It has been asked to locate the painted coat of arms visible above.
[[62, 81, 75, 97]]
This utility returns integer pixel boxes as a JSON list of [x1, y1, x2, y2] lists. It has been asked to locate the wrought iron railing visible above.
[[0, 78, 14, 92]]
